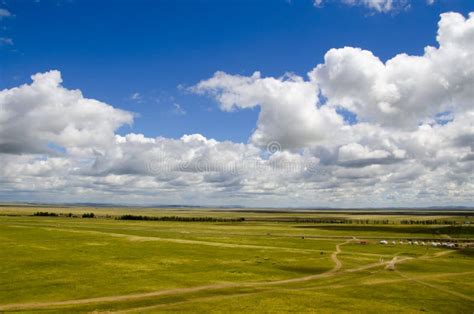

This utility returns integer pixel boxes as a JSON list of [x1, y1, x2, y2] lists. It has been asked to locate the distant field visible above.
[[0, 206, 473, 313]]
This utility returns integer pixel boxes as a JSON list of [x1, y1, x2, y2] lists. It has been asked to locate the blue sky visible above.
[[1, 0, 472, 143], [0, 0, 473, 206]]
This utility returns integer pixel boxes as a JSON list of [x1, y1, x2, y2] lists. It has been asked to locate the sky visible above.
[[0, 0, 473, 207]]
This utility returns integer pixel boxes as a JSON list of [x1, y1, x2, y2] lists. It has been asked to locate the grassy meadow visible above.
[[0, 205, 473, 313]]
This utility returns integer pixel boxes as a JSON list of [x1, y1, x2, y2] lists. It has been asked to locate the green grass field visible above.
[[0, 206, 473, 313]]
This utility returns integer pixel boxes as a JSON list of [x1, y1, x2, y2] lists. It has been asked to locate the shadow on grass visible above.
[[275, 265, 330, 275], [457, 248, 474, 257]]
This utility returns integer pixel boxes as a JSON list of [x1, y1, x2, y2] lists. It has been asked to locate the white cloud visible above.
[[310, 12, 474, 128], [313, 0, 323, 7], [0, 37, 13, 45], [0, 8, 12, 19], [338, 143, 390, 162], [193, 71, 344, 149], [130, 92, 142, 102], [172, 103, 186, 115], [314, 0, 411, 13], [193, 12, 474, 148], [0, 12, 472, 207], [0, 70, 133, 155]]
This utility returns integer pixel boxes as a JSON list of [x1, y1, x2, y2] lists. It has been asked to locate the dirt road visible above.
[[0, 239, 354, 311], [0, 239, 464, 312]]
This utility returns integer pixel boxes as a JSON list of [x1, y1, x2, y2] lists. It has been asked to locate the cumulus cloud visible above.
[[0, 12, 472, 207], [314, 0, 411, 13], [311, 12, 474, 128], [195, 12, 474, 138], [193, 71, 344, 149], [0, 70, 133, 155], [189, 12, 473, 205], [0, 8, 12, 19]]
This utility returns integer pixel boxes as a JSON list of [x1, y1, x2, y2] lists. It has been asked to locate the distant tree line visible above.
[[32, 211, 95, 218], [257, 218, 392, 224], [290, 218, 356, 224], [249, 218, 470, 225], [399, 219, 459, 225], [29, 212, 470, 226], [33, 211, 58, 217], [117, 215, 245, 222]]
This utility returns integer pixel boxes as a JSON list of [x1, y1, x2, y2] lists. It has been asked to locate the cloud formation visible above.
[[313, 0, 435, 13], [0, 37, 13, 45], [194, 13, 473, 148], [0, 8, 12, 19], [0, 70, 133, 155], [0, 12, 472, 207], [193, 71, 343, 149], [312, 12, 474, 128]]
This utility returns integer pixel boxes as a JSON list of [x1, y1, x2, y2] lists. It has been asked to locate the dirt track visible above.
[[0, 239, 466, 312], [115, 270, 474, 314], [395, 269, 474, 301], [0, 240, 354, 311]]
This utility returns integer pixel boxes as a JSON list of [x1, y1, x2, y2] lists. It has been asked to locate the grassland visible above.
[[0, 206, 473, 313]]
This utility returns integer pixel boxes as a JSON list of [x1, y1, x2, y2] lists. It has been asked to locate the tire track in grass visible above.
[[5, 224, 394, 258], [113, 291, 263, 314], [116, 270, 474, 314], [394, 270, 474, 301], [392, 250, 473, 302], [0, 235, 465, 311], [290, 271, 474, 293], [0, 238, 424, 312], [249, 239, 352, 286], [0, 240, 352, 312], [115, 244, 473, 313], [5, 225, 336, 255]]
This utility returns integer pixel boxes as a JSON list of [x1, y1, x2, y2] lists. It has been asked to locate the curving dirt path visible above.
[[331, 240, 346, 271], [0, 240, 353, 312], [0, 239, 463, 312], [0, 283, 247, 312], [117, 270, 474, 314], [254, 239, 352, 286], [395, 270, 474, 301]]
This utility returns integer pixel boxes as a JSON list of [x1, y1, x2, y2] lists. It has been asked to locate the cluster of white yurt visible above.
[[379, 240, 457, 247], [431, 241, 456, 248]]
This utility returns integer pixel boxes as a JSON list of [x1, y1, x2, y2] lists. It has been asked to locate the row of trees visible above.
[[252, 218, 392, 224], [250, 218, 469, 225], [33, 211, 58, 217], [117, 214, 245, 222], [30, 212, 470, 225], [399, 219, 460, 225], [32, 212, 95, 218]]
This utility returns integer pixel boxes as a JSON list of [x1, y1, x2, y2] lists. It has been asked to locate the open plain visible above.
[[0, 206, 473, 313]]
